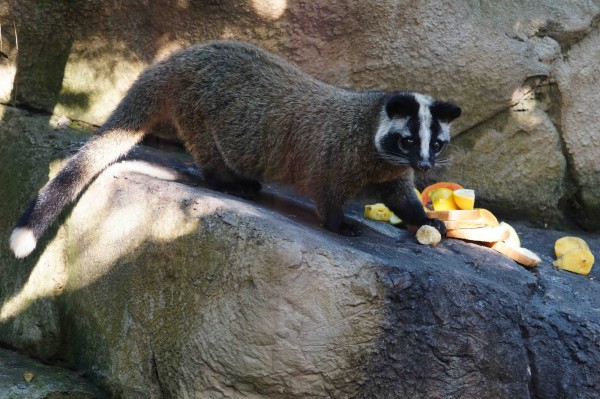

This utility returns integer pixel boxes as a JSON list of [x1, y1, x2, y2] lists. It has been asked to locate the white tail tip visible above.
[[10, 227, 37, 258]]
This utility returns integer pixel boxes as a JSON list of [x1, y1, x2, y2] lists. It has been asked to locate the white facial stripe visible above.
[[374, 110, 392, 152], [439, 122, 451, 142], [375, 110, 408, 152], [414, 93, 433, 160]]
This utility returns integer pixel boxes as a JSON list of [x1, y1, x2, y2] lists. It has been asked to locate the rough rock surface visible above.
[[1, 105, 599, 398], [1, 0, 600, 228], [0, 347, 105, 398]]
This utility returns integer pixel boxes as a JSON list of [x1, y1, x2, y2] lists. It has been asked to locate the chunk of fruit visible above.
[[364, 203, 393, 221], [443, 219, 485, 230], [489, 242, 541, 267], [430, 188, 459, 211], [389, 214, 403, 225], [554, 236, 590, 258], [453, 189, 475, 210], [416, 225, 442, 246], [420, 182, 463, 206], [515, 248, 542, 267], [553, 248, 595, 275], [500, 222, 520, 248], [414, 188, 423, 204], [477, 208, 500, 227], [427, 209, 480, 221], [446, 225, 510, 242]]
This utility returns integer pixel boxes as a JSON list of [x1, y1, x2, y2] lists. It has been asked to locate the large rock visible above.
[[554, 27, 600, 230], [1, 105, 599, 398], [0, 105, 90, 358], [0, 347, 105, 398], [1, 1, 600, 228]]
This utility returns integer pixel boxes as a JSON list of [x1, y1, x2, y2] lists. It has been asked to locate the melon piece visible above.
[[477, 208, 500, 227], [490, 242, 541, 267], [553, 236, 594, 275], [420, 182, 463, 206], [427, 210, 480, 221], [443, 219, 485, 230], [554, 236, 590, 258], [446, 225, 510, 242], [553, 248, 595, 275], [500, 222, 521, 248]]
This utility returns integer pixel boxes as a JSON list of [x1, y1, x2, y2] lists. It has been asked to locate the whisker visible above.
[[379, 150, 410, 160], [374, 152, 411, 166], [379, 153, 409, 161], [434, 160, 453, 168], [436, 157, 453, 164]]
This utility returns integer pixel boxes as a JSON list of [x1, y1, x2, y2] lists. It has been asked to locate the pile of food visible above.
[[364, 181, 595, 275]]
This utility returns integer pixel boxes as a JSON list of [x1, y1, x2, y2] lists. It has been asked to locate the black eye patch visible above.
[[400, 137, 417, 148], [380, 132, 402, 153], [430, 139, 447, 153]]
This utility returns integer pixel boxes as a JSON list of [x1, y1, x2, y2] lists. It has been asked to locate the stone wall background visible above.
[[1, 3, 600, 396], [1, 0, 599, 228]]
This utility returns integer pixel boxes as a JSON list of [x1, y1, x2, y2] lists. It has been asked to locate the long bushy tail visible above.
[[10, 71, 167, 258]]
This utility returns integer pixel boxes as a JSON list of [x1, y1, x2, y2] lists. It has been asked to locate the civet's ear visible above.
[[385, 94, 419, 119], [431, 101, 462, 122]]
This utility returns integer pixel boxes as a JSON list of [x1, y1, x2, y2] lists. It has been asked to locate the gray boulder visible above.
[[1, 105, 599, 398], [0, 347, 105, 398]]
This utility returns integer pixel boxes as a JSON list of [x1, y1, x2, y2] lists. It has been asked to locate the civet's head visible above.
[[375, 92, 461, 172]]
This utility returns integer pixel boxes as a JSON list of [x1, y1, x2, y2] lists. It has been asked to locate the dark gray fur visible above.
[[11, 41, 461, 256]]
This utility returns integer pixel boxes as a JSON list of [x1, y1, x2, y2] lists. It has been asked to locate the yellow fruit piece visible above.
[[555, 236, 590, 258], [453, 189, 475, 210], [416, 225, 442, 246], [500, 221, 521, 248], [389, 214, 403, 225], [477, 208, 500, 227], [490, 242, 541, 267], [430, 188, 458, 211], [364, 203, 393, 222], [414, 188, 423, 204], [23, 371, 34, 383], [553, 248, 595, 275], [421, 182, 463, 206]]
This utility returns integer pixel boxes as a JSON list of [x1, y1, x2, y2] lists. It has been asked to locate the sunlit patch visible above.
[[153, 35, 188, 62], [0, 64, 15, 103], [511, 85, 543, 126], [114, 160, 182, 181], [53, 41, 145, 124], [0, 161, 197, 323], [511, 86, 535, 112], [1, 234, 67, 322], [176, 0, 189, 9], [250, 0, 287, 20]]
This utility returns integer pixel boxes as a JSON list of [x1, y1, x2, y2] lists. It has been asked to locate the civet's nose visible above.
[[417, 161, 432, 172]]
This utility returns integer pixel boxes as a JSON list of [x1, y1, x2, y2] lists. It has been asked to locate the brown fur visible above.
[[11, 40, 459, 257]]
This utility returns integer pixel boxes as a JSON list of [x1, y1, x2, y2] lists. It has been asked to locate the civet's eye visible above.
[[431, 140, 445, 153], [399, 137, 416, 148]]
